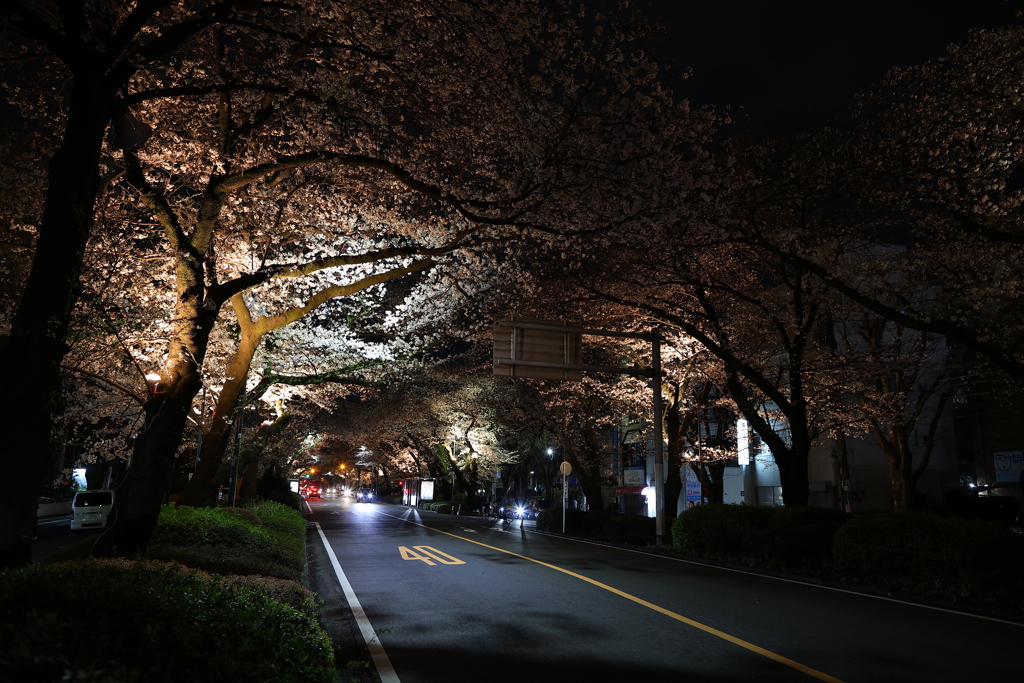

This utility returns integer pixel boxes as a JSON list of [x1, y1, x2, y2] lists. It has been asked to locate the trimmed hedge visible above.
[[832, 511, 1024, 609], [536, 508, 655, 546], [536, 507, 587, 533], [671, 503, 852, 571], [421, 501, 454, 514], [147, 503, 304, 580], [245, 498, 307, 539], [671, 504, 1024, 612], [761, 506, 851, 570], [223, 574, 320, 620], [671, 503, 776, 562], [0, 559, 334, 683]]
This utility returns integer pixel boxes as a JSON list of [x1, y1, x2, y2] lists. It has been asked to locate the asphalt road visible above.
[[307, 497, 1022, 683]]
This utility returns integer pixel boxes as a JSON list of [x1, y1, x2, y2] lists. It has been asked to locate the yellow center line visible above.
[[383, 510, 845, 683]]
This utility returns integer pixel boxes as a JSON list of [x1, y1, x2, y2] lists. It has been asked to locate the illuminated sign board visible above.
[[737, 419, 750, 466], [420, 480, 434, 501]]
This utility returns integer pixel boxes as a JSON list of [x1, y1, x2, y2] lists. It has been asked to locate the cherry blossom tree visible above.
[[327, 369, 542, 503], [564, 215, 846, 507], [2, 0, 700, 563], [2, 0, 322, 567], [737, 28, 1024, 389], [830, 308, 953, 509]]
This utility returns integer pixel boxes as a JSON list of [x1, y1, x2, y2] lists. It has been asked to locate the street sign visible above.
[[492, 318, 582, 380], [559, 461, 572, 476]]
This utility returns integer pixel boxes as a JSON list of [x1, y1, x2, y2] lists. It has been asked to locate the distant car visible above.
[[300, 483, 322, 499], [356, 489, 375, 502], [70, 489, 114, 531]]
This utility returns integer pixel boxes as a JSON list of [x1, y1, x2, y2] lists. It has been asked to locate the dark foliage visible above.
[[832, 511, 1024, 609], [536, 508, 655, 545], [0, 559, 334, 683]]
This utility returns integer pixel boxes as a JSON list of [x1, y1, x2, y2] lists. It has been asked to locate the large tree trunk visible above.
[[563, 438, 605, 511], [0, 80, 110, 568], [874, 427, 914, 510], [662, 396, 692, 525], [90, 249, 217, 556], [778, 431, 812, 508], [178, 330, 260, 507], [90, 367, 203, 557], [727, 375, 812, 507]]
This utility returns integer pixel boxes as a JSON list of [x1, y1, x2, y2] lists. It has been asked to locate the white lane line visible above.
[[314, 522, 400, 683]]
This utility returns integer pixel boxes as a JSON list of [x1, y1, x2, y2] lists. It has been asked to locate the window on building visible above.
[[756, 486, 784, 507]]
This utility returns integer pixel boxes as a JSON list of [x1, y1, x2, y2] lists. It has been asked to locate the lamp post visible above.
[[559, 461, 572, 533]]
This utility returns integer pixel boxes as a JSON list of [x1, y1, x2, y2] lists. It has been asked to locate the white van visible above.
[[70, 489, 114, 531]]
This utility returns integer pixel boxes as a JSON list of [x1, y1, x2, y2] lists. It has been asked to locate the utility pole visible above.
[[652, 333, 665, 544]]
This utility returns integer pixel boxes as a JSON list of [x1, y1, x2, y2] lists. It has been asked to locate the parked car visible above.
[[70, 489, 114, 531]]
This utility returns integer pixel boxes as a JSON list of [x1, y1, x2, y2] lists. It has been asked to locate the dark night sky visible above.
[[646, 0, 1022, 136]]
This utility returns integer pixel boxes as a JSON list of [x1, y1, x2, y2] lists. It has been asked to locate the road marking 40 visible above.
[[399, 545, 465, 566]]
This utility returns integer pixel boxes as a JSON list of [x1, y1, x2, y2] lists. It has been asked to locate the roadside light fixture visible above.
[[145, 373, 163, 395], [547, 447, 553, 456]]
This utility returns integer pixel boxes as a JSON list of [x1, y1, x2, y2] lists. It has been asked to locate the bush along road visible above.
[[0, 498, 341, 683]]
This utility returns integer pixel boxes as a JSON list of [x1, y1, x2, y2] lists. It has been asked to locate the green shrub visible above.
[[535, 508, 653, 545], [671, 503, 773, 561], [578, 508, 613, 537], [245, 498, 307, 539], [536, 507, 586, 532], [0, 559, 334, 683], [152, 505, 262, 547], [832, 511, 1024, 608], [603, 513, 656, 545], [217, 506, 263, 526], [766, 505, 850, 530], [149, 505, 304, 579], [671, 504, 850, 570], [146, 541, 302, 581], [759, 507, 851, 571], [759, 523, 841, 572], [423, 501, 453, 514], [222, 574, 319, 620]]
